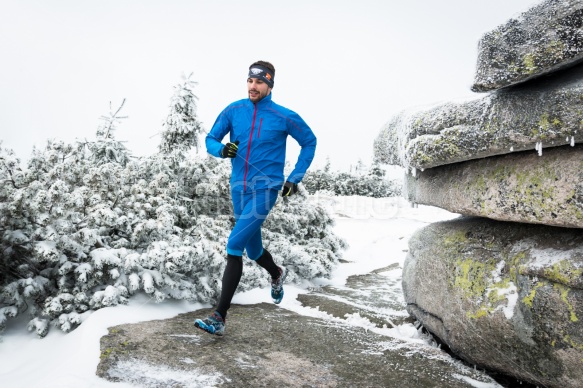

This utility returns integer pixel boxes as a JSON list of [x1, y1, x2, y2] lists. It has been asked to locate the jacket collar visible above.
[[248, 92, 272, 108]]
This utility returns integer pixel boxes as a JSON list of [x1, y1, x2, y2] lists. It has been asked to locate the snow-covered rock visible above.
[[374, 63, 583, 171], [388, 3, 583, 386], [403, 216, 583, 388], [404, 144, 583, 228], [472, 0, 583, 92], [374, 2, 583, 386]]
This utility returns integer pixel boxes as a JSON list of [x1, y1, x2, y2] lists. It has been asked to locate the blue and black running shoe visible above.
[[194, 311, 225, 336], [271, 266, 288, 304]]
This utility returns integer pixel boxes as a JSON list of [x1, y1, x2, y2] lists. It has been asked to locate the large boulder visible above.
[[404, 144, 583, 228], [472, 0, 583, 92], [374, 63, 583, 172], [403, 217, 583, 388]]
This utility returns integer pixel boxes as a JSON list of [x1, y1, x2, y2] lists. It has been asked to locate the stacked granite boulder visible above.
[[374, 1, 583, 387]]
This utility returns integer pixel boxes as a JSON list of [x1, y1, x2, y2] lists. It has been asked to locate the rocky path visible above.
[[96, 262, 503, 387], [297, 263, 411, 329]]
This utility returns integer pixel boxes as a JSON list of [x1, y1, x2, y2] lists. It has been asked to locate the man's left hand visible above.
[[282, 181, 298, 197]]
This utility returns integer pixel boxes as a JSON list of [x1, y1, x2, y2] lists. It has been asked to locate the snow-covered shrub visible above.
[[302, 160, 402, 198], [0, 77, 346, 337]]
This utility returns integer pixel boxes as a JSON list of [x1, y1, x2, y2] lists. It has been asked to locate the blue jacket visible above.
[[205, 93, 317, 192]]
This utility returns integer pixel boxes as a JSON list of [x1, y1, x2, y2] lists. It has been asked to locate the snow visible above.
[[487, 260, 518, 320], [107, 359, 228, 387], [528, 246, 583, 270], [453, 374, 501, 388], [0, 195, 478, 388], [1, 293, 201, 388], [495, 283, 518, 320]]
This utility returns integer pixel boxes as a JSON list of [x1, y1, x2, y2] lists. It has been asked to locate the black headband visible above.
[[248, 65, 274, 88]]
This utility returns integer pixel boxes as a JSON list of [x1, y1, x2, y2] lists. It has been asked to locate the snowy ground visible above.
[[0, 195, 497, 388]]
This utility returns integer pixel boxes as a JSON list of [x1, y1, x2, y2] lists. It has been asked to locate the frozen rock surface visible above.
[[404, 144, 583, 228], [374, 63, 583, 171], [297, 264, 411, 328], [96, 271, 502, 387], [403, 217, 583, 388], [472, 0, 583, 92]]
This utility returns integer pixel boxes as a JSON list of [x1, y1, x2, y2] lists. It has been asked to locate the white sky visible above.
[[0, 0, 539, 171]]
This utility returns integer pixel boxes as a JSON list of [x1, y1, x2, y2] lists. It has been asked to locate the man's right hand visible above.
[[221, 140, 239, 158]]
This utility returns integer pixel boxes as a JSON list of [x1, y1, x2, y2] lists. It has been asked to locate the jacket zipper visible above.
[[257, 118, 263, 138], [243, 105, 258, 191]]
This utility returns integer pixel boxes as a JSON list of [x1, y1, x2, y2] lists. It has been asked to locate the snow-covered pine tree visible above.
[[354, 159, 366, 176], [158, 73, 204, 155], [323, 156, 331, 173], [0, 139, 94, 337], [0, 143, 32, 334], [368, 160, 386, 178], [87, 100, 132, 166]]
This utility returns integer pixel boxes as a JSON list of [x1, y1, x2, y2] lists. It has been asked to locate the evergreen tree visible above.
[[87, 100, 132, 167], [158, 73, 204, 156], [323, 156, 331, 173], [369, 160, 386, 178], [354, 159, 366, 176]]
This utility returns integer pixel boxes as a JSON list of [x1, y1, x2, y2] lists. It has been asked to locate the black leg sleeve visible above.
[[255, 249, 280, 279], [216, 254, 243, 319]]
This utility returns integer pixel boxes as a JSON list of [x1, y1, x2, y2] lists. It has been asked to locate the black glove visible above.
[[281, 181, 298, 197], [221, 140, 239, 158]]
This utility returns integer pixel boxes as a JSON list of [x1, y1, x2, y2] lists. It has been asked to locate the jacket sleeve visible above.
[[286, 112, 317, 184], [205, 107, 231, 158]]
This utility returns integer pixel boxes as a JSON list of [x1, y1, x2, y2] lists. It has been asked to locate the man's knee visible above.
[[226, 254, 243, 264]]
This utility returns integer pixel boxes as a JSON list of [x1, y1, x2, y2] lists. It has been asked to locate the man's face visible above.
[[247, 78, 271, 103]]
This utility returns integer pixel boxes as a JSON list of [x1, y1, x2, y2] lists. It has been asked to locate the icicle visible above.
[[571, 136, 575, 147], [535, 142, 543, 156], [411, 167, 417, 177]]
